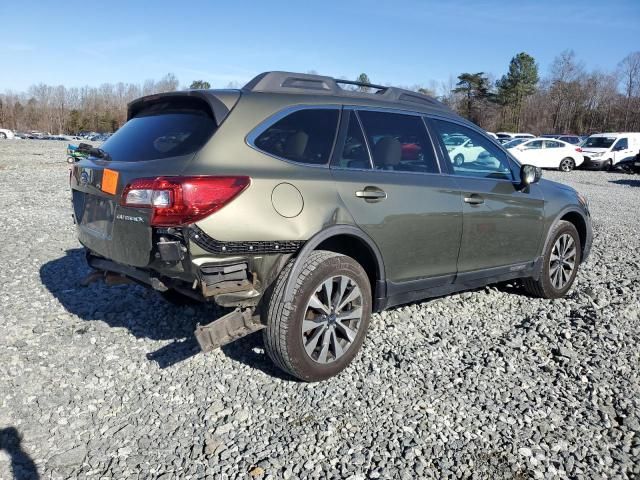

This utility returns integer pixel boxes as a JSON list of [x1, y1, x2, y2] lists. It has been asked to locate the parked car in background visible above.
[[496, 132, 535, 140], [580, 133, 640, 170], [614, 151, 640, 174], [68, 71, 593, 381], [502, 138, 529, 149], [0, 128, 15, 139], [485, 131, 498, 139], [541, 134, 582, 145], [506, 137, 584, 171], [443, 134, 486, 165]]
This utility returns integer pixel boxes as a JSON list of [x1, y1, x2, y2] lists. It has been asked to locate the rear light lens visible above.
[[121, 176, 250, 226], [576, 147, 583, 152]]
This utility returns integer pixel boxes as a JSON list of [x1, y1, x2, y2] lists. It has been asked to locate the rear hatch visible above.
[[71, 93, 234, 267]]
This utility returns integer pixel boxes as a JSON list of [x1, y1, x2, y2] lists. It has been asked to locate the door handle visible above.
[[355, 187, 387, 200], [464, 194, 484, 205]]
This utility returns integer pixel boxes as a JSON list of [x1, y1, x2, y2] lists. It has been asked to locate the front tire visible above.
[[453, 154, 464, 166], [603, 159, 613, 171], [523, 220, 581, 299], [0, 133, 7, 140], [263, 250, 372, 381], [559, 157, 575, 172]]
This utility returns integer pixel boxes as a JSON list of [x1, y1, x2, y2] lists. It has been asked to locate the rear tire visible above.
[[559, 157, 575, 172], [263, 250, 371, 381], [523, 220, 581, 299]]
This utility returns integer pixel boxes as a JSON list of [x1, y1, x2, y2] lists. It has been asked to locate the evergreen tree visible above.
[[189, 80, 211, 89], [452, 72, 490, 123], [496, 52, 539, 131]]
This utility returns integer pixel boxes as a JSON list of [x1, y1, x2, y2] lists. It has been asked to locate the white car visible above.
[[506, 138, 584, 171], [581, 132, 640, 170], [0, 128, 15, 140], [443, 134, 486, 165]]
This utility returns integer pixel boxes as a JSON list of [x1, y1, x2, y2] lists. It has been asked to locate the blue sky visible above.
[[1, 0, 639, 92]]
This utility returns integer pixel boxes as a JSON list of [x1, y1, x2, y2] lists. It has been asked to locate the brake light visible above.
[[121, 176, 250, 226], [576, 147, 583, 152]]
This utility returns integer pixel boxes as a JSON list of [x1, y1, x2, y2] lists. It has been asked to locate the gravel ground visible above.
[[0, 139, 638, 480]]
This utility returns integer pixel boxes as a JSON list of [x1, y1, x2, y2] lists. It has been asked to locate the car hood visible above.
[[539, 178, 577, 195]]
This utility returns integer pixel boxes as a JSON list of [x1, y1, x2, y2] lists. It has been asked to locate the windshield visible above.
[[100, 110, 216, 162], [503, 138, 528, 148], [584, 136, 615, 149]]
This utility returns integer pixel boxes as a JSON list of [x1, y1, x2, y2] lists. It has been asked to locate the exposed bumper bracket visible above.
[[194, 308, 264, 352]]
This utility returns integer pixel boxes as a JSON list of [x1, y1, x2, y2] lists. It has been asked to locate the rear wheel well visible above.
[[315, 234, 379, 297], [560, 211, 587, 259]]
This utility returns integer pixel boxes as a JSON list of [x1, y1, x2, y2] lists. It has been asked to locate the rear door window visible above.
[[254, 109, 339, 165], [101, 107, 216, 162], [357, 110, 438, 173]]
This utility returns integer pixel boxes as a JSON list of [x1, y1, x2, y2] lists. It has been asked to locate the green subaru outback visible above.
[[70, 71, 592, 381]]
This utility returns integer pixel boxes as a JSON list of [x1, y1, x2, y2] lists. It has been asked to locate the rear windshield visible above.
[[584, 136, 615, 148], [100, 108, 216, 162]]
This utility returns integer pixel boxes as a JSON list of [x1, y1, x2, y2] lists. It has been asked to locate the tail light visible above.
[[121, 176, 250, 226], [575, 147, 583, 152]]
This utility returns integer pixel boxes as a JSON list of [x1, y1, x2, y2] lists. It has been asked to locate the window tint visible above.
[[525, 140, 544, 149], [254, 109, 339, 165], [614, 138, 628, 150], [333, 111, 371, 169], [544, 140, 563, 148], [101, 110, 216, 162], [559, 136, 578, 144], [357, 110, 438, 173], [432, 119, 513, 180]]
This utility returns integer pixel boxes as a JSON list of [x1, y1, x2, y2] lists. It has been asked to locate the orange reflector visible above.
[[101, 169, 119, 195]]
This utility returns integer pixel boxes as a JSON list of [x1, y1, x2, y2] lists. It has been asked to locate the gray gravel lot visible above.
[[0, 139, 639, 479]]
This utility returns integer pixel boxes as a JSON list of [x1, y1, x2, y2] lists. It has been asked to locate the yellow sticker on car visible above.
[[101, 169, 119, 195]]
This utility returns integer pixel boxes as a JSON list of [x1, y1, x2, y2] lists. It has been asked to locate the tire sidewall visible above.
[[560, 158, 574, 172], [285, 256, 371, 381], [540, 222, 581, 298]]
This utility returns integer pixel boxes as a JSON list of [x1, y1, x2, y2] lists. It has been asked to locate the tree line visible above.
[[0, 50, 638, 135]]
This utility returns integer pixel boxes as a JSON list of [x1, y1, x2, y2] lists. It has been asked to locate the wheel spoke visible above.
[[338, 306, 362, 321], [304, 327, 324, 357], [318, 332, 331, 363], [331, 330, 344, 359], [302, 318, 323, 333], [334, 276, 349, 310], [337, 286, 361, 312], [321, 279, 333, 310], [308, 293, 330, 314], [336, 320, 357, 343]]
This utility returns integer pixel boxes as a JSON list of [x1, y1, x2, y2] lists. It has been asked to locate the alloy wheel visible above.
[[302, 275, 363, 364], [549, 233, 576, 289], [560, 158, 574, 172]]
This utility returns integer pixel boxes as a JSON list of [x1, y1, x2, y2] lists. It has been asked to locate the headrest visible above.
[[373, 137, 402, 167], [284, 131, 309, 159]]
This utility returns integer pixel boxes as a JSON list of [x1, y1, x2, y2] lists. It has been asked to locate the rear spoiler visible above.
[[127, 90, 241, 125]]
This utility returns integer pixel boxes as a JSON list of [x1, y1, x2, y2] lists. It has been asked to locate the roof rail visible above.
[[242, 71, 448, 110]]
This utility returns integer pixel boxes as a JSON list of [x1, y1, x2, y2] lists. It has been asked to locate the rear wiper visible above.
[[88, 147, 112, 161]]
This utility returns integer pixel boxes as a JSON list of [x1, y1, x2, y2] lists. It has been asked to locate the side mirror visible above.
[[520, 164, 541, 188]]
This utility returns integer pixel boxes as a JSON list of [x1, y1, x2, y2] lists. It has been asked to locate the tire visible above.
[[523, 220, 581, 299], [453, 154, 464, 166], [559, 157, 575, 172], [160, 289, 200, 306], [263, 250, 372, 382], [603, 159, 613, 171], [0, 133, 6, 140]]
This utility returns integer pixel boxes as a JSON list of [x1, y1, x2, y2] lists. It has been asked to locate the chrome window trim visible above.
[[245, 104, 342, 169]]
